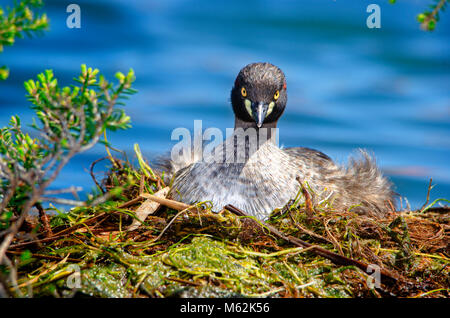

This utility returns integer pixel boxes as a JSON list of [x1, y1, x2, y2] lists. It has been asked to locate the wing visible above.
[[283, 147, 333, 164]]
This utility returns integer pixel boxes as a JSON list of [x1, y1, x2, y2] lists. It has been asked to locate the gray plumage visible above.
[[159, 63, 395, 220]]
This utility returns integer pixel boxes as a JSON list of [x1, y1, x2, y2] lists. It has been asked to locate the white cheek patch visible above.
[[266, 102, 275, 116], [245, 99, 252, 117]]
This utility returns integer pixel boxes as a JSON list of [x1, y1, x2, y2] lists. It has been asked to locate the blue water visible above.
[[0, 0, 449, 210]]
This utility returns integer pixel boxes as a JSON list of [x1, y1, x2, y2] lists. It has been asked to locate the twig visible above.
[[419, 178, 433, 213], [139, 174, 146, 195], [39, 197, 86, 207], [128, 187, 170, 231], [35, 202, 53, 238], [140, 193, 191, 211], [89, 156, 109, 194], [43, 186, 83, 196], [388, 200, 396, 213], [428, 0, 447, 22], [420, 198, 450, 214], [296, 176, 314, 221]]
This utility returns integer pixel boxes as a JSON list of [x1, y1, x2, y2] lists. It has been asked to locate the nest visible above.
[[4, 159, 449, 298]]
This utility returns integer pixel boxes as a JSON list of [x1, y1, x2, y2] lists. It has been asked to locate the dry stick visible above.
[[128, 187, 170, 231], [43, 186, 83, 196], [296, 176, 314, 221], [89, 156, 109, 194], [224, 204, 398, 285], [140, 193, 190, 211], [139, 174, 146, 195], [387, 199, 396, 213], [35, 202, 53, 238], [419, 178, 433, 213], [39, 197, 85, 206]]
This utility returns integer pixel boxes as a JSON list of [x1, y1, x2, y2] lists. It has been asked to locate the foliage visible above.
[[390, 0, 448, 31], [416, 0, 449, 31], [0, 65, 136, 281], [0, 0, 49, 80]]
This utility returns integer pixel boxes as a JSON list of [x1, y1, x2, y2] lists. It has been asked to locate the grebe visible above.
[[162, 62, 395, 220]]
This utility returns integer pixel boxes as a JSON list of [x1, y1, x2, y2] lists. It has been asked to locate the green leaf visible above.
[[20, 250, 32, 262], [0, 66, 9, 80]]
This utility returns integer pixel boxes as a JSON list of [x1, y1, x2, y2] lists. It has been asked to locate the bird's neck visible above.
[[233, 118, 278, 147]]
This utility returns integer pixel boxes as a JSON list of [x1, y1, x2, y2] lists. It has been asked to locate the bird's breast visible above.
[[171, 142, 306, 218]]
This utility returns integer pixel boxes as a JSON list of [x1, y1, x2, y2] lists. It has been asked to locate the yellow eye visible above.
[[274, 90, 280, 100], [241, 87, 247, 97]]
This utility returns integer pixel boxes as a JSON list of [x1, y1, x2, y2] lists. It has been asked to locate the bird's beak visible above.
[[252, 101, 269, 128]]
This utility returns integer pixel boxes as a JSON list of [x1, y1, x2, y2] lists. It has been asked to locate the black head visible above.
[[231, 62, 287, 128]]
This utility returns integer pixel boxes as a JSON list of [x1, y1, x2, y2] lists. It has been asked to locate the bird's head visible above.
[[231, 62, 287, 128]]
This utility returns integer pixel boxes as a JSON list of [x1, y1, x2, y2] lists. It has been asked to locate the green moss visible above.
[[76, 263, 132, 298]]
